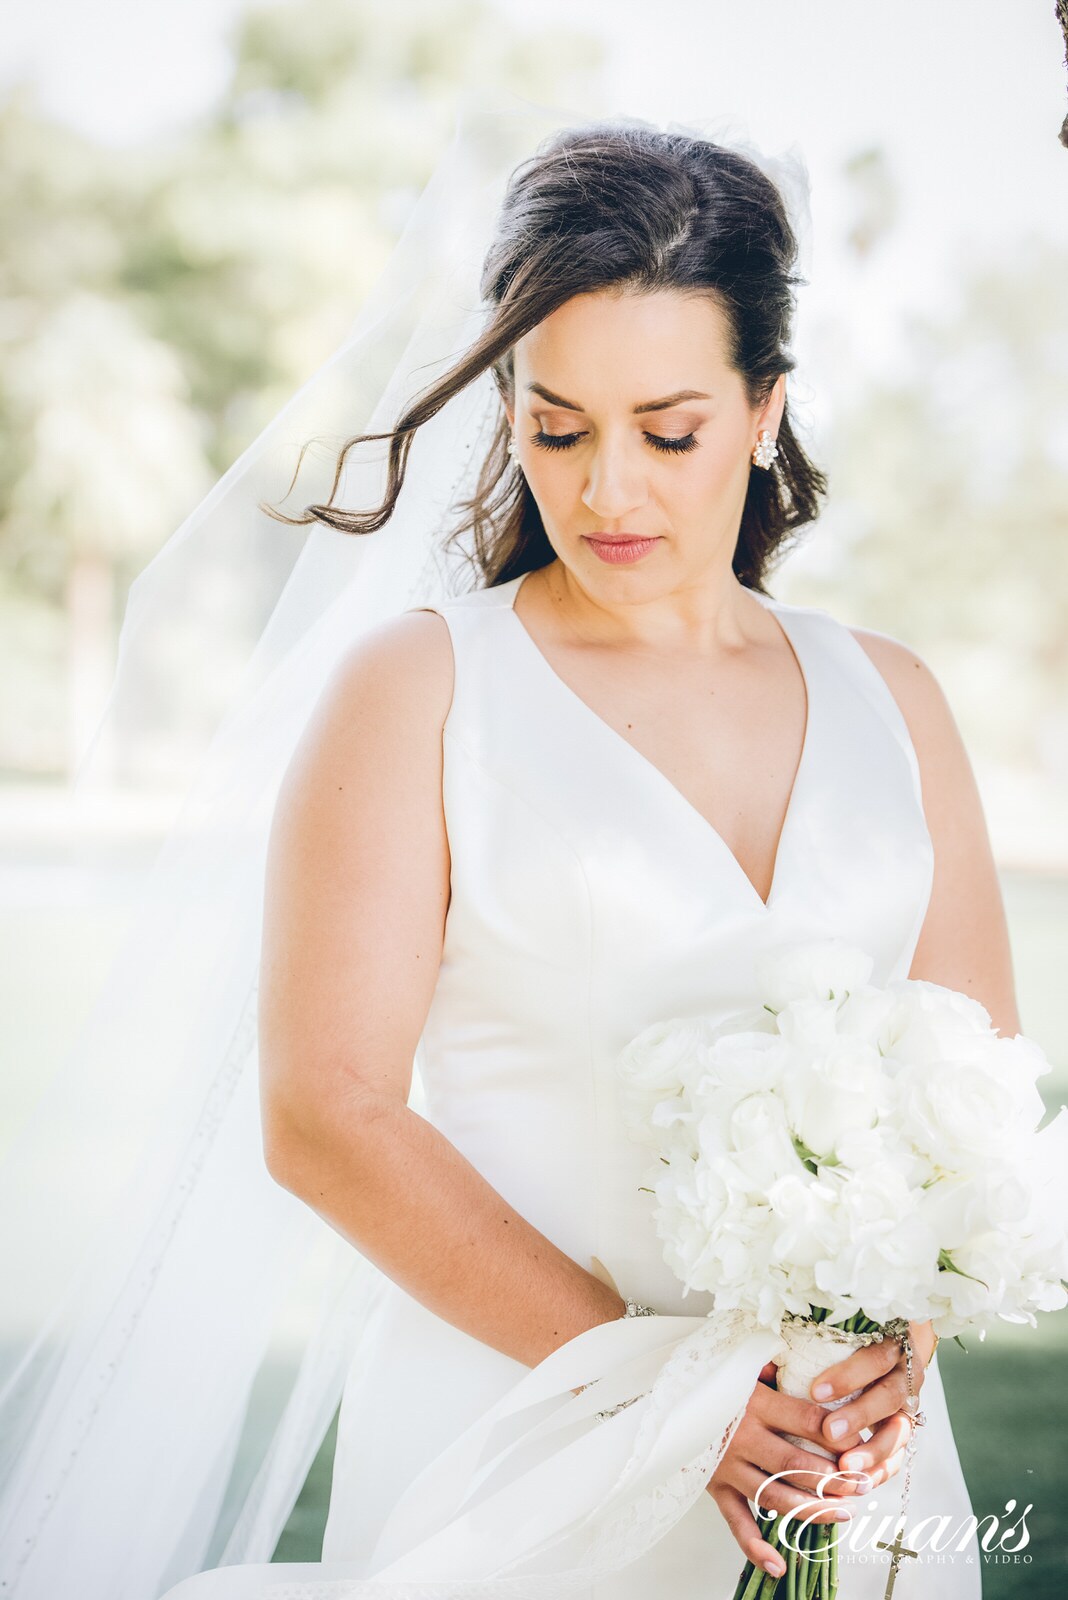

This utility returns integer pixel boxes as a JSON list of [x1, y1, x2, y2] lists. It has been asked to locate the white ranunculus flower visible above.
[[618, 1015, 716, 1149], [754, 936, 874, 1013], [617, 1014, 709, 1095], [687, 1027, 785, 1102], [883, 976, 994, 1052]]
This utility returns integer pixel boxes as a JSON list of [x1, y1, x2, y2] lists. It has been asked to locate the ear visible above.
[[757, 373, 787, 436]]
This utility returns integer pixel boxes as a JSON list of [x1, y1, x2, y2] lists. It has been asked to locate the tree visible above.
[[0, 0, 603, 779]]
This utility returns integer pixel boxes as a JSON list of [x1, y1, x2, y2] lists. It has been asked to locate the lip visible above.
[[582, 534, 661, 565]]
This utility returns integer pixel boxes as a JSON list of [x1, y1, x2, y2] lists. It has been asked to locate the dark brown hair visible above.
[[264, 121, 827, 594]]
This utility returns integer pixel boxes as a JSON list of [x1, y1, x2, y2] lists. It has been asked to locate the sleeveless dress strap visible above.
[[770, 599, 927, 818]]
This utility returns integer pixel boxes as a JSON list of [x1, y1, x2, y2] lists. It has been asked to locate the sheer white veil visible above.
[[0, 95, 814, 1599]]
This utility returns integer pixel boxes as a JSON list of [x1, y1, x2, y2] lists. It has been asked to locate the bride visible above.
[[1, 111, 1003, 1598]]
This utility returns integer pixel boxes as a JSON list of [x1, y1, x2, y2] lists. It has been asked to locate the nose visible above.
[[580, 435, 649, 522]]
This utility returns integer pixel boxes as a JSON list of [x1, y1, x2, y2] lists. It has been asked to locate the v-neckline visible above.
[[503, 570, 814, 913]]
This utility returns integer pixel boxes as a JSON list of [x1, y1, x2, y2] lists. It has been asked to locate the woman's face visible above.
[[505, 287, 784, 588]]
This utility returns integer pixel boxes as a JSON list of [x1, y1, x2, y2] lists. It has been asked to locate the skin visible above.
[[261, 285, 1022, 1579]]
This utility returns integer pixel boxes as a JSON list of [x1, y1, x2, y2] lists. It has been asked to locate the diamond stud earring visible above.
[[752, 429, 779, 470], [506, 433, 518, 459]]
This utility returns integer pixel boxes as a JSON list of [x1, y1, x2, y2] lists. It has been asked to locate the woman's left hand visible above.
[[807, 1320, 937, 1492]]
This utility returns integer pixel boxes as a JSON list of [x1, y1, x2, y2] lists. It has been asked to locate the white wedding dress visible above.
[[319, 571, 982, 1596], [166, 570, 983, 1599]]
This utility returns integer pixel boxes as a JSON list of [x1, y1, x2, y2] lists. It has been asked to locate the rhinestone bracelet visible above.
[[623, 1299, 657, 1318]]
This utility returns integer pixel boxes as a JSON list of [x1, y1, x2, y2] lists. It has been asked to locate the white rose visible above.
[[775, 1002, 890, 1160], [919, 1168, 1031, 1249], [836, 983, 901, 1041], [892, 1055, 1043, 1169], [726, 1092, 805, 1191]]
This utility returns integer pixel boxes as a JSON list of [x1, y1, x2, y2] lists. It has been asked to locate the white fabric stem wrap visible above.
[[775, 1321, 869, 1470]]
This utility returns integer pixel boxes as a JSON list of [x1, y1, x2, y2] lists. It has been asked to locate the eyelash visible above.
[[529, 429, 699, 456]]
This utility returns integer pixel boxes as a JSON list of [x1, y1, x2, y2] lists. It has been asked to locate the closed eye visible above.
[[530, 429, 699, 456]]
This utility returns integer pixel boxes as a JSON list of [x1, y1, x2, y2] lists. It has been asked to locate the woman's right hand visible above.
[[705, 1361, 867, 1577]]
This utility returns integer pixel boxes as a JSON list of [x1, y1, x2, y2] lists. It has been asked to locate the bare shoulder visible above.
[[322, 606, 456, 730], [260, 608, 457, 1160], [845, 622, 1021, 1035], [276, 607, 455, 784], [845, 624, 951, 737]]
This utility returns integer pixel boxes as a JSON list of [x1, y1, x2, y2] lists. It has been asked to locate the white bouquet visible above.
[[617, 936, 1068, 1598]]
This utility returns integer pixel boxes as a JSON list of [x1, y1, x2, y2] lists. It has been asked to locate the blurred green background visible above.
[[2, 1, 1066, 1594]]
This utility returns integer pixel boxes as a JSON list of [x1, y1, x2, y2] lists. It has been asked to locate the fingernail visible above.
[[828, 1417, 849, 1439], [841, 1453, 867, 1473], [855, 1474, 873, 1493], [764, 1557, 786, 1576], [813, 1382, 833, 1399]]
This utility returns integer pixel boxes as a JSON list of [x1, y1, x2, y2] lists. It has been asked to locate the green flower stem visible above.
[[740, 1558, 769, 1600], [735, 1514, 789, 1600], [730, 1469, 855, 1600], [804, 1525, 824, 1600]]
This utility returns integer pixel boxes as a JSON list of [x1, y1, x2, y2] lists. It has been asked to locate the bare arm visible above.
[[258, 610, 623, 1371], [848, 626, 1022, 1035]]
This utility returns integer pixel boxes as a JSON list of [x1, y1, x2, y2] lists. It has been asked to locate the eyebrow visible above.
[[525, 382, 712, 415]]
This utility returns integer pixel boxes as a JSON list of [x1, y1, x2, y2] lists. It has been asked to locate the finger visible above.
[[909, 1319, 938, 1371], [745, 1424, 870, 1499], [757, 1359, 779, 1385], [845, 1441, 909, 1494], [733, 1459, 857, 1528], [821, 1366, 910, 1447], [708, 1482, 789, 1578], [748, 1382, 856, 1454], [809, 1335, 900, 1404], [838, 1412, 913, 1476]]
